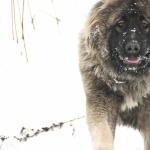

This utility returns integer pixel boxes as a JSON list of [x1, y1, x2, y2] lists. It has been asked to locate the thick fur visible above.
[[79, 0, 150, 150]]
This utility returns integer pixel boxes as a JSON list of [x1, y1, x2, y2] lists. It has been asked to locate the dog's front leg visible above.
[[86, 95, 120, 150]]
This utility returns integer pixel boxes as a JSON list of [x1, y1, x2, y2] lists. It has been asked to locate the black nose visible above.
[[125, 41, 140, 54]]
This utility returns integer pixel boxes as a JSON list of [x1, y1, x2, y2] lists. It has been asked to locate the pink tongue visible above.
[[125, 57, 141, 64]]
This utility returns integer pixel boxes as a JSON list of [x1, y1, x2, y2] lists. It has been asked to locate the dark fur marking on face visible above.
[[108, 6, 150, 76]]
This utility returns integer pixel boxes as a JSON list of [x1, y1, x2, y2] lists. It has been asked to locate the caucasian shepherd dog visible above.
[[79, 0, 150, 149]]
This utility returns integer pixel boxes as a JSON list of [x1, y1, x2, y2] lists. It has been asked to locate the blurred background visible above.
[[0, 0, 144, 149]]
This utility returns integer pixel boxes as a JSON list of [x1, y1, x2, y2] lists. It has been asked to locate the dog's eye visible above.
[[141, 20, 149, 29], [139, 15, 149, 29], [117, 20, 125, 28]]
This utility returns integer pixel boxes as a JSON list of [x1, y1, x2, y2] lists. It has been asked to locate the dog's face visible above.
[[108, 4, 150, 75]]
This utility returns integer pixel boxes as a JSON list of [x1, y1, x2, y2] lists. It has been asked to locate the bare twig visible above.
[[27, 0, 35, 29], [11, 0, 19, 43], [13, 0, 19, 43], [38, 9, 60, 21], [51, 0, 60, 32], [21, 0, 28, 61], [0, 136, 9, 149], [14, 116, 85, 142], [75, 1, 87, 17], [11, 0, 29, 61], [11, 0, 14, 40], [0, 116, 85, 147]]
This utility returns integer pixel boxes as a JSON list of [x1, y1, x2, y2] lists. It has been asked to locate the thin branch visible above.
[[75, 1, 87, 17], [62, 116, 85, 124], [38, 9, 60, 21], [27, 0, 35, 29], [21, 0, 28, 61], [21, 0, 25, 40], [0, 116, 85, 147], [12, 0, 19, 43], [11, 0, 14, 40], [14, 116, 85, 142], [51, 0, 60, 32], [0, 136, 9, 149]]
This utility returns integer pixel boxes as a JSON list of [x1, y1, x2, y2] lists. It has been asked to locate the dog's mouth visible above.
[[123, 57, 142, 65], [118, 52, 150, 71], [111, 47, 150, 73]]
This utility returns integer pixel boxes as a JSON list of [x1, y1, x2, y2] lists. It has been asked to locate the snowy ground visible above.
[[0, 0, 144, 149]]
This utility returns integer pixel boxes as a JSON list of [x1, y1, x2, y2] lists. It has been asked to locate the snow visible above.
[[0, 0, 144, 150], [130, 28, 137, 33], [113, 78, 126, 84]]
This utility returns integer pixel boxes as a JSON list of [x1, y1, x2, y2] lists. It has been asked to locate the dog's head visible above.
[[86, 0, 150, 77], [108, 1, 150, 75]]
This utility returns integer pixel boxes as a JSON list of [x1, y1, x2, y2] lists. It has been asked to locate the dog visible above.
[[79, 0, 150, 149]]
